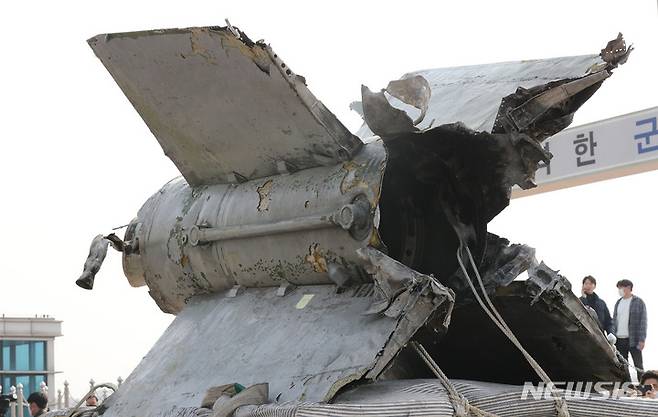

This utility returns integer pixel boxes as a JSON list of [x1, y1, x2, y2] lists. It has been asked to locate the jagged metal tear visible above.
[[100, 279, 454, 417], [447, 233, 536, 297], [360, 75, 432, 137], [356, 33, 630, 142]]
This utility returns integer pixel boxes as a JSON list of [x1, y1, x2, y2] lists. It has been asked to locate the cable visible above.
[[455, 239, 570, 417], [411, 341, 500, 417]]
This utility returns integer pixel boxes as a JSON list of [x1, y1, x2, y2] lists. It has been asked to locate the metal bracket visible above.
[[227, 285, 244, 298], [276, 283, 295, 297]]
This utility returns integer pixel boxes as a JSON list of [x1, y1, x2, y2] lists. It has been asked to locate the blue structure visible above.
[[0, 316, 62, 410], [1, 340, 47, 396]]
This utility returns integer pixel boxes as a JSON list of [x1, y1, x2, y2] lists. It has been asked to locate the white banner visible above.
[[513, 106, 658, 198]]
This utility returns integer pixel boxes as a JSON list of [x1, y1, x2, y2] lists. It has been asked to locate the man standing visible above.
[[612, 279, 648, 381], [580, 275, 612, 333]]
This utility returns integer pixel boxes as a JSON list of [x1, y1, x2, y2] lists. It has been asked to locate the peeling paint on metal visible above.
[[256, 179, 273, 212], [189, 28, 213, 63], [340, 161, 369, 194], [305, 243, 328, 273]]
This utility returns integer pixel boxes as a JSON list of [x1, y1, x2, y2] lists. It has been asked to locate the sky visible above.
[[0, 0, 657, 400]]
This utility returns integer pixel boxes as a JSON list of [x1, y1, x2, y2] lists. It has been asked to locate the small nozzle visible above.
[[77, 234, 109, 291], [76, 273, 95, 290]]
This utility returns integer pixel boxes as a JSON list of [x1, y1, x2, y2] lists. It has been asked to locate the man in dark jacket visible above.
[[580, 275, 612, 333], [611, 279, 648, 381]]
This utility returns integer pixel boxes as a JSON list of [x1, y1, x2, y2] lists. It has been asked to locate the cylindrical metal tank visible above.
[[123, 141, 387, 313]]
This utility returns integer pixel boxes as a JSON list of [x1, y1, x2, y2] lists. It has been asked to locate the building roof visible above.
[[0, 315, 62, 338]]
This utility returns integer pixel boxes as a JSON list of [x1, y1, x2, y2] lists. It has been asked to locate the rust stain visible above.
[[215, 30, 271, 73], [305, 243, 328, 273], [180, 254, 189, 267], [189, 28, 213, 62], [257, 179, 273, 212]]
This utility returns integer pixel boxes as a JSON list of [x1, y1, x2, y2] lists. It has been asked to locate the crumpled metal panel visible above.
[[355, 54, 604, 138], [434, 261, 627, 385], [100, 282, 453, 417], [447, 233, 536, 296], [88, 27, 362, 186]]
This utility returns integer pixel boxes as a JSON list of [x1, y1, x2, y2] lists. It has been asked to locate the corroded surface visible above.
[[89, 27, 362, 186], [101, 283, 453, 417], [83, 26, 632, 417]]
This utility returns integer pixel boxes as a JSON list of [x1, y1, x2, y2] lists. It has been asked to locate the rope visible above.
[[411, 342, 500, 417], [455, 239, 571, 417], [616, 353, 645, 374]]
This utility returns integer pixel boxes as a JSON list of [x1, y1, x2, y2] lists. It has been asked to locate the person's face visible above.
[[618, 285, 632, 297], [28, 402, 40, 416], [86, 396, 98, 406], [582, 280, 596, 295], [644, 377, 658, 391]]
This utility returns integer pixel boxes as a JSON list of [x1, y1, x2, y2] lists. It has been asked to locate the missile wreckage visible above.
[[70, 25, 658, 417]]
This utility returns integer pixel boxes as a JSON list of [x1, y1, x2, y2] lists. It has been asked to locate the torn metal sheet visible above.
[[360, 85, 419, 137], [100, 282, 453, 417], [432, 262, 627, 385], [356, 246, 454, 318], [447, 233, 536, 296], [376, 123, 546, 278], [600, 32, 633, 66], [385, 76, 431, 125], [497, 71, 609, 134], [356, 37, 628, 139], [360, 75, 431, 137], [88, 26, 362, 186]]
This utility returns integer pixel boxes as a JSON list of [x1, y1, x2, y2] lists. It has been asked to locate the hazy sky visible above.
[[1, 0, 657, 399]]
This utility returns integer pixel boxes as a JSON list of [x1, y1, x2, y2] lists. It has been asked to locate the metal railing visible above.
[[1, 377, 123, 416]]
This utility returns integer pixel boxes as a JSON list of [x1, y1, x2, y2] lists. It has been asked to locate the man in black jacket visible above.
[[580, 275, 612, 333]]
